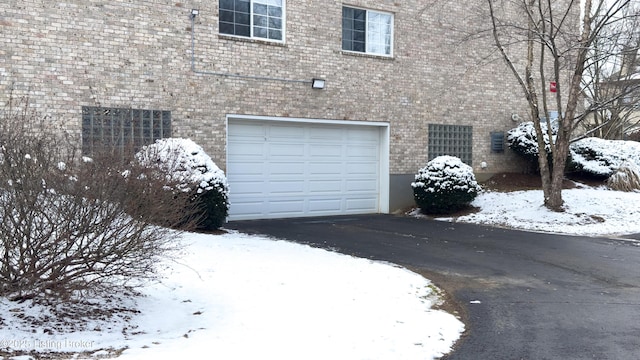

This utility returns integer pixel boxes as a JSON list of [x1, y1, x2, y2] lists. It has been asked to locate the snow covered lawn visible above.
[[1, 231, 464, 360], [438, 187, 640, 237]]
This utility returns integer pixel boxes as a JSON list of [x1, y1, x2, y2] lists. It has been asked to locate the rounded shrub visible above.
[[569, 137, 640, 179], [411, 156, 481, 214], [136, 138, 230, 230], [507, 121, 557, 168]]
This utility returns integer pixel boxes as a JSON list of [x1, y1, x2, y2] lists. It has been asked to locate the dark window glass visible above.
[[219, 10, 234, 22], [269, 29, 281, 40], [236, 12, 250, 25], [254, 3, 267, 15], [236, 24, 250, 36], [353, 30, 365, 42], [220, 0, 235, 10], [342, 6, 392, 55], [219, 0, 250, 36], [268, 6, 282, 17], [237, 0, 250, 13], [254, 15, 267, 27], [219, 0, 283, 40], [255, 27, 268, 38], [342, 7, 366, 52], [219, 22, 234, 34], [269, 17, 281, 29]]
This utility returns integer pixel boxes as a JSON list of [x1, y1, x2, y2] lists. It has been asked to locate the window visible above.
[[342, 7, 393, 56], [219, 0, 284, 41], [428, 124, 473, 165], [82, 106, 171, 155], [490, 131, 505, 153]]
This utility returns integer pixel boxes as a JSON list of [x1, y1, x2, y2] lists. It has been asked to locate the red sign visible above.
[[550, 82, 557, 93]]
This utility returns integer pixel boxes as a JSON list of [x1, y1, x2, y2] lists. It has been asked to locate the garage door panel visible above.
[[308, 198, 343, 212], [310, 127, 344, 140], [228, 119, 382, 220], [269, 143, 305, 157], [269, 125, 305, 138], [347, 128, 379, 141], [347, 162, 379, 175], [346, 198, 378, 211], [268, 199, 306, 214], [227, 161, 266, 176], [347, 145, 379, 159], [309, 162, 343, 175], [270, 162, 305, 176], [228, 142, 265, 157], [229, 200, 266, 219], [309, 180, 343, 193], [309, 144, 342, 157], [229, 123, 265, 137], [230, 181, 265, 194], [267, 180, 305, 194], [346, 179, 378, 191]]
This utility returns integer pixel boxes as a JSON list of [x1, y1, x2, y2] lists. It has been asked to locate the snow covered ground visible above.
[[440, 186, 640, 237], [3, 184, 638, 360], [1, 231, 464, 360]]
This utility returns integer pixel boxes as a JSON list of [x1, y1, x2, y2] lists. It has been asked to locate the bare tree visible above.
[[487, 0, 638, 210], [582, 4, 640, 139]]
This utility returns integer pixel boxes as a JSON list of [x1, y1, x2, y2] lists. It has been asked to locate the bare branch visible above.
[[0, 98, 200, 301]]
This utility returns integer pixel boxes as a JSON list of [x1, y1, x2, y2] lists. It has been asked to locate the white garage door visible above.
[[227, 118, 386, 220]]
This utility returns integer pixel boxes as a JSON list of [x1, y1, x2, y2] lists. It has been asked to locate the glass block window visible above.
[[428, 124, 473, 165], [342, 7, 393, 56], [219, 0, 284, 41], [82, 106, 171, 155]]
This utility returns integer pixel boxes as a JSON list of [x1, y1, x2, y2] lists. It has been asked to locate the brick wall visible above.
[[0, 0, 551, 177]]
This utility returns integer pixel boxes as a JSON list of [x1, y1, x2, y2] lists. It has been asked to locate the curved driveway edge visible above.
[[228, 214, 640, 360]]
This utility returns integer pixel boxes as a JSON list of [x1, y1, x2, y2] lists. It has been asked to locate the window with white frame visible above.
[[219, 0, 284, 41], [342, 6, 393, 56]]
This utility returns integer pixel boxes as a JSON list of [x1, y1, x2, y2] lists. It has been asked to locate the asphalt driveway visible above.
[[228, 214, 640, 360]]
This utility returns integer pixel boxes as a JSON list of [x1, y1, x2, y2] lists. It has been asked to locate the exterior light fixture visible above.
[[311, 78, 325, 90], [191, 9, 199, 18]]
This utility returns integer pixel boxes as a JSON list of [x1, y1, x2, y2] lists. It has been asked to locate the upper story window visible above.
[[219, 0, 284, 42], [342, 7, 393, 56]]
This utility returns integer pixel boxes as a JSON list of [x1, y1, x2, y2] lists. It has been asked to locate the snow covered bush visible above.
[[0, 112, 193, 301], [411, 156, 481, 214], [569, 137, 640, 178], [507, 121, 557, 165], [606, 162, 640, 192], [136, 138, 230, 230]]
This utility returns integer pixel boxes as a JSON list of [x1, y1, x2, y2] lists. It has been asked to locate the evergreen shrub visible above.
[[411, 156, 481, 214], [136, 138, 230, 230]]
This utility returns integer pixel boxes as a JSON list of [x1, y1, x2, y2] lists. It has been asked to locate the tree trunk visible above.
[[545, 0, 593, 211], [546, 141, 568, 211], [525, 0, 554, 209], [487, 0, 602, 211]]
